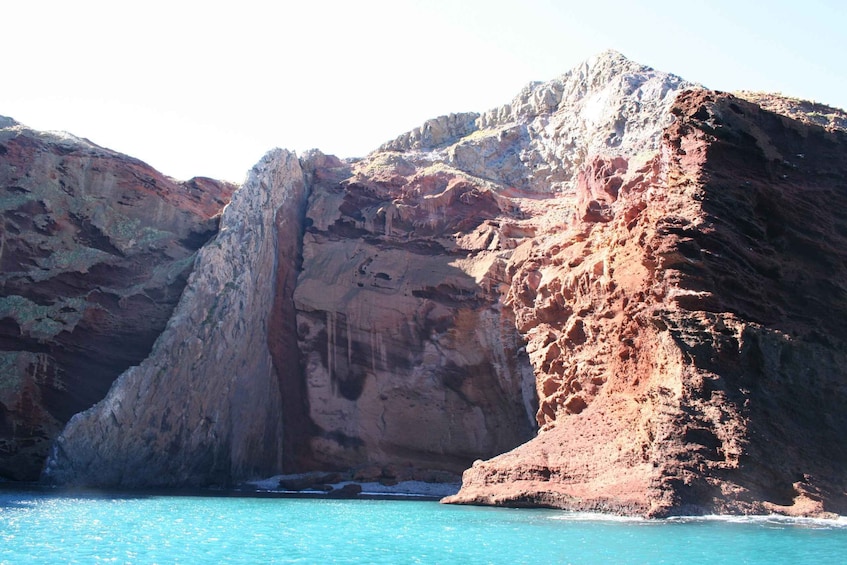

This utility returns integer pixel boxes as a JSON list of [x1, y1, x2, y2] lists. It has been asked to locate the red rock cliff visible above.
[[288, 151, 538, 477], [444, 90, 847, 517], [29, 53, 847, 516]]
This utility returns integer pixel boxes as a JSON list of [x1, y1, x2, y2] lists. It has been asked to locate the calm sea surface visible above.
[[1, 491, 846, 564]]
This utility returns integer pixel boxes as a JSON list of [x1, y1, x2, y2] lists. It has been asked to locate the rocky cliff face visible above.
[[290, 150, 538, 477], [0, 118, 234, 480], [444, 89, 847, 517], [43, 150, 306, 487], [26, 51, 847, 516], [283, 51, 694, 478]]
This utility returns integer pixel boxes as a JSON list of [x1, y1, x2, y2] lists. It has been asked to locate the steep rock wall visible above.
[[24, 51, 847, 518], [278, 51, 694, 480], [36, 50, 701, 487], [0, 118, 234, 480], [42, 149, 306, 487], [290, 153, 538, 476], [445, 90, 847, 517]]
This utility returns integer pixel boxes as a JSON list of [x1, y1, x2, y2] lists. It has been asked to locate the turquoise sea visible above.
[[1, 491, 846, 564]]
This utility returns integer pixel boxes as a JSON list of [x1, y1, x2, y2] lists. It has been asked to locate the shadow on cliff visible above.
[[278, 163, 539, 477]]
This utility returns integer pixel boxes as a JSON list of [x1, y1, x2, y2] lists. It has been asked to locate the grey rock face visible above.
[[42, 149, 308, 487], [380, 50, 696, 194], [378, 112, 481, 152], [0, 118, 234, 481]]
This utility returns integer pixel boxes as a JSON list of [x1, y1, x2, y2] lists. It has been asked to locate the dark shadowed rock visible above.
[[328, 483, 362, 498]]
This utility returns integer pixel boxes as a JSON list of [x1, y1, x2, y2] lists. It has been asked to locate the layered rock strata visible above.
[[43, 150, 305, 487], [286, 51, 695, 477], [290, 151, 538, 475], [445, 89, 847, 517], [0, 118, 234, 480]]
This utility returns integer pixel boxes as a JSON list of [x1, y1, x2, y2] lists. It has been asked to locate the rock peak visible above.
[[379, 50, 697, 194], [584, 48, 637, 69], [0, 115, 20, 129]]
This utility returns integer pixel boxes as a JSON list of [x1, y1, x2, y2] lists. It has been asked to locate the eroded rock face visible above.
[[281, 50, 695, 479], [0, 118, 234, 480], [29, 51, 847, 517], [289, 153, 538, 475], [43, 149, 306, 487], [33, 51, 705, 489], [444, 90, 847, 517]]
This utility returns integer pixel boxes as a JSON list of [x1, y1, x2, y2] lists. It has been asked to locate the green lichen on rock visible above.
[[31, 247, 113, 280], [0, 295, 88, 340], [0, 352, 24, 393], [0, 193, 34, 212], [106, 215, 173, 251]]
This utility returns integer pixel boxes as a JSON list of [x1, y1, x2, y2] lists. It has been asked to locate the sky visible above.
[[3, 0, 845, 182]]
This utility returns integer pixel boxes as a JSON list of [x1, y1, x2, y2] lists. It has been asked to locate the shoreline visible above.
[[0, 479, 459, 503], [2, 483, 846, 526], [246, 474, 461, 500]]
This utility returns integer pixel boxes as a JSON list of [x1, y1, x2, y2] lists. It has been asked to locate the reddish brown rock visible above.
[[444, 90, 847, 517], [0, 118, 235, 480], [289, 151, 538, 475], [281, 51, 692, 479]]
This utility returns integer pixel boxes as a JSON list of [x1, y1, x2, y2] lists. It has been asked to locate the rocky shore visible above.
[[3, 51, 846, 517]]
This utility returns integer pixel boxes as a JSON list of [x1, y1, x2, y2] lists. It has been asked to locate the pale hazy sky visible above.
[[4, 0, 845, 181]]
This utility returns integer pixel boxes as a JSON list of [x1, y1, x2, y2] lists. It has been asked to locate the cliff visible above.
[[283, 51, 694, 479], [443, 89, 847, 517], [24, 51, 847, 516], [0, 118, 235, 480], [43, 150, 306, 486]]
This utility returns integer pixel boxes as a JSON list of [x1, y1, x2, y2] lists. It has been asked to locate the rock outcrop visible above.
[[0, 118, 234, 480], [21, 50, 847, 517], [444, 89, 847, 517], [43, 149, 306, 487], [289, 151, 538, 476]]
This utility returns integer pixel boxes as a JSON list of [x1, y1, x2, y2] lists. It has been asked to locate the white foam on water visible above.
[[665, 514, 847, 529], [549, 511, 847, 529], [549, 511, 646, 523]]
